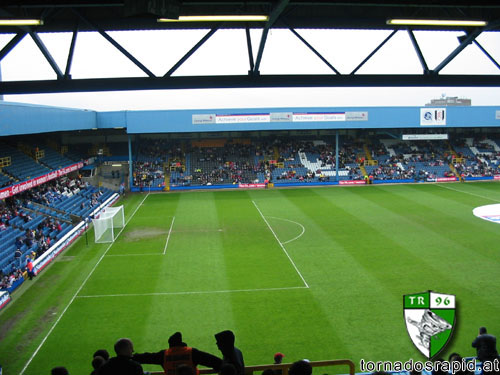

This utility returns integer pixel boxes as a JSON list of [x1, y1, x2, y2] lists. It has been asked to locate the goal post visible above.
[[93, 205, 125, 243]]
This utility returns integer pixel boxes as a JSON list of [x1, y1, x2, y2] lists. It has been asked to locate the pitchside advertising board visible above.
[[404, 291, 455, 358]]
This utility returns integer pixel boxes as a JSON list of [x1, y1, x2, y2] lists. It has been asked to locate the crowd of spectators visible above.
[[131, 137, 500, 186], [133, 161, 165, 188], [0, 176, 103, 290], [47, 327, 499, 375]]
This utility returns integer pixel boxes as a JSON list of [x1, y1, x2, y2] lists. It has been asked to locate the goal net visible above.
[[93, 205, 125, 243]]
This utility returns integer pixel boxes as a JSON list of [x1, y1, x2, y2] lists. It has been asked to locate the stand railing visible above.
[[151, 359, 355, 375]]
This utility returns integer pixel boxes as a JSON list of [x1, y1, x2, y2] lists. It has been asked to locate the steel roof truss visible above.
[[287, 25, 341, 75], [473, 40, 500, 71], [74, 9, 156, 78], [407, 28, 430, 74], [29, 30, 64, 79], [164, 25, 220, 78], [350, 29, 397, 75]]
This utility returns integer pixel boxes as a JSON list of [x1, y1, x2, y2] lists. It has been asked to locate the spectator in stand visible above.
[[99, 338, 144, 375], [214, 330, 244, 375], [274, 353, 284, 364], [14, 248, 22, 268], [288, 360, 312, 375], [472, 327, 499, 365], [133, 331, 222, 375]]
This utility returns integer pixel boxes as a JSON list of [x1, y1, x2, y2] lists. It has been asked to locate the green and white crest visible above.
[[404, 291, 456, 358]]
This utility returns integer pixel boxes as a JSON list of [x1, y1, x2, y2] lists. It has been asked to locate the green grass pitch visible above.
[[0, 182, 499, 375]]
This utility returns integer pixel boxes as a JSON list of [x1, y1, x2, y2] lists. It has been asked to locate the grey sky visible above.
[[0, 28, 499, 110]]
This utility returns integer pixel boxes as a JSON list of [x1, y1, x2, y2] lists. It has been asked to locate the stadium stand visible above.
[[0, 143, 51, 182], [0, 176, 115, 288], [130, 137, 500, 188]]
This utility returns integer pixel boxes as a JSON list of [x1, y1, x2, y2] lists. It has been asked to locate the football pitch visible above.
[[1, 182, 499, 375]]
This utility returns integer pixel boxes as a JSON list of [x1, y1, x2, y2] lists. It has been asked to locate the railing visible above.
[[151, 359, 355, 375], [363, 160, 378, 166], [0, 156, 11, 168]]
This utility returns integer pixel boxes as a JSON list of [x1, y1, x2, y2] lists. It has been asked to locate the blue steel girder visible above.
[[350, 30, 398, 75], [164, 26, 220, 77], [64, 24, 79, 79], [286, 24, 341, 75], [252, 0, 290, 75], [407, 28, 430, 74], [29, 30, 64, 79], [73, 9, 156, 78], [432, 20, 500, 74], [0, 31, 27, 61], [245, 25, 255, 73], [473, 40, 500, 71]]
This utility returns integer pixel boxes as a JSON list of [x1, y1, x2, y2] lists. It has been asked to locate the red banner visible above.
[[436, 177, 458, 182], [495, 176, 500, 180], [339, 180, 366, 185], [0, 162, 84, 199], [239, 183, 266, 189]]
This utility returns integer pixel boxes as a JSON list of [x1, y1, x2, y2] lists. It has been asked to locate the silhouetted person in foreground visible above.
[[472, 327, 499, 364], [98, 338, 144, 375], [133, 331, 222, 375], [93, 349, 110, 362], [288, 360, 312, 375], [51, 367, 69, 375], [214, 330, 244, 375]]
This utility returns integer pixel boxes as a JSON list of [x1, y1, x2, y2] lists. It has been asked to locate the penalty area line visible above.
[[252, 201, 309, 289], [77, 286, 309, 298], [163, 216, 176, 255], [19, 192, 150, 375]]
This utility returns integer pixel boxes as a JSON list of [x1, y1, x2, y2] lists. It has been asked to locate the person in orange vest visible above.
[[25, 255, 35, 280], [133, 332, 222, 375]]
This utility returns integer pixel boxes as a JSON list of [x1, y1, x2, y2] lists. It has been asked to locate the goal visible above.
[[93, 205, 125, 243]]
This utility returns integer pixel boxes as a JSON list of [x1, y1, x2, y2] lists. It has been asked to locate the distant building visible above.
[[425, 96, 471, 106]]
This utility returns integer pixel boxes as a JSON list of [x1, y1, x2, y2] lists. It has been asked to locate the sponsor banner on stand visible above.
[[293, 112, 346, 122], [192, 114, 216, 124], [215, 114, 270, 124], [421, 108, 446, 126], [339, 180, 366, 185], [346, 111, 368, 121], [0, 162, 84, 200]]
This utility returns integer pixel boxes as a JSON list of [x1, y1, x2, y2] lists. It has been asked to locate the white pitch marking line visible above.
[[20, 193, 150, 375], [77, 286, 309, 299], [106, 253, 164, 257], [252, 200, 309, 288], [436, 183, 500, 202], [267, 216, 306, 245], [163, 216, 176, 255]]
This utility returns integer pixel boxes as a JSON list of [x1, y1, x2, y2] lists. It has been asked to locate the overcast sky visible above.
[[0, 28, 499, 111]]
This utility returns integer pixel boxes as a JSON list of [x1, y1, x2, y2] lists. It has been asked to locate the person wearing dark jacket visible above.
[[133, 331, 222, 375], [98, 338, 144, 375], [472, 327, 499, 363], [214, 330, 245, 375]]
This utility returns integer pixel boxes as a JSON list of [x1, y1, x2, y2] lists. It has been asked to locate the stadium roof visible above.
[[0, 1, 499, 94]]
